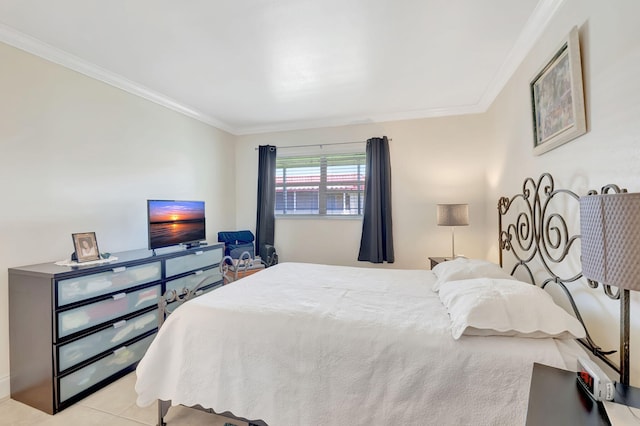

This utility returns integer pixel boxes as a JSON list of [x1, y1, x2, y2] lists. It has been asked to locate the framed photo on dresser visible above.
[[72, 232, 100, 262]]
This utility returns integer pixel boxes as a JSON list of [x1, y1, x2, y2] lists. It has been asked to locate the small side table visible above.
[[428, 257, 450, 269], [526, 363, 640, 425]]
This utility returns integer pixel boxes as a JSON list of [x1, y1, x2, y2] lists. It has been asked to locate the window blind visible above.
[[276, 153, 366, 216]]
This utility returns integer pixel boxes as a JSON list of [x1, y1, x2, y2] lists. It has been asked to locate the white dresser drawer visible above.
[[165, 248, 222, 277], [57, 285, 161, 340], [58, 309, 158, 372], [166, 268, 223, 295], [58, 333, 154, 404], [57, 262, 161, 307]]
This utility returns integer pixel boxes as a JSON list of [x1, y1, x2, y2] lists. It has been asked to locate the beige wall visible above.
[[235, 115, 493, 270], [0, 42, 237, 398], [485, 0, 640, 383]]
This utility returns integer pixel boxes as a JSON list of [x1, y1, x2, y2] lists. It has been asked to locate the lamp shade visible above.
[[437, 204, 469, 227], [580, 192, 640, 290]]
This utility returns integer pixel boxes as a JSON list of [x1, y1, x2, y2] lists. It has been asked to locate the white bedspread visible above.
[[135, 262, 585, 425]]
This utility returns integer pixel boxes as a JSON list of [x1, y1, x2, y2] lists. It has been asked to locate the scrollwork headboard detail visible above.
[[498, 173, 627, 380]]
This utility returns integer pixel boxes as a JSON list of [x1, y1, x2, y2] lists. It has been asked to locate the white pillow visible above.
[[438, 278, 586, 340], [432, 258, 515, 292]]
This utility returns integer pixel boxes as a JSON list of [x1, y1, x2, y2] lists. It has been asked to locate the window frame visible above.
[[275, 151, 366, 218]]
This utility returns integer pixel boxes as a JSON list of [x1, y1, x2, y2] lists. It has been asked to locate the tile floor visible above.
[[0, 373, 249, 426]]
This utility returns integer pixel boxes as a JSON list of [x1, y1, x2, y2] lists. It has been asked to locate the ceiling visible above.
[[0, 0, 562, 135]]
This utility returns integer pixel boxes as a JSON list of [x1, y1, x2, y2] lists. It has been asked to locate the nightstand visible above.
[[428, 257, 450, 269], [526, 363, 640, 425]]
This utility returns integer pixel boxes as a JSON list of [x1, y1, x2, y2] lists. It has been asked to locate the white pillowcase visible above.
[[438, 278, 586, 340], [432, 257, 515, 292]]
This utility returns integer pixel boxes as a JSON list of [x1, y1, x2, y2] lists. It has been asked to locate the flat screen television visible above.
[[147, 200, 206, 250]]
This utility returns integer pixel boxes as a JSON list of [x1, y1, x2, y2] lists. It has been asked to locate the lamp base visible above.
[[450, 227, 456, 259]]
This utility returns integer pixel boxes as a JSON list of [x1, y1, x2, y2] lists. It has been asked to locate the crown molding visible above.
[[477, 0, 566, 110], [0, 0, 564, 137], [235, 103, 486, 135], [0, 23, 237, 134]]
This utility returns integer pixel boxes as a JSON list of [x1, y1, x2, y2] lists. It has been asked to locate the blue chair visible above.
[[217, 230, 255, 259]]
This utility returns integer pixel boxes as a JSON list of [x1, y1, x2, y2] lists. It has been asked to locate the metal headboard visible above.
[[497, 173, 628, 382]]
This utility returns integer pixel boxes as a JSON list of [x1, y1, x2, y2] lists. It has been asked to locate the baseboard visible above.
[[0, 374, 9, 401]]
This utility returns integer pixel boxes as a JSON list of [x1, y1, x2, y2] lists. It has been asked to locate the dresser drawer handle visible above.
[[194, 270, 204, 275], [194, 251, 204, 256], [112, 293, 126, 301], [113, 346, 127, 356], [112, 267, 126, 273], [113, 320, 127, 329]]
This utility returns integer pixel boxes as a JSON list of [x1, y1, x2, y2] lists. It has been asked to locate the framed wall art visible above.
[[530, 26, 586, 156], [72, 232, 101, 262]]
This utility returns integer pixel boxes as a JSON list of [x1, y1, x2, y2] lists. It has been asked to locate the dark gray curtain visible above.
[[256, 145, 277, 261], [358, 136, 394, 263]]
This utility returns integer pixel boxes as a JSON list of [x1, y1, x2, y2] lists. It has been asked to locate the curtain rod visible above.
[[254, 138, 392, 150]]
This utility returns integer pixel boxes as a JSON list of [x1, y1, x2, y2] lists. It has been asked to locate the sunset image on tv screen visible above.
[[148, 200, 205, 249], [149, 201, 205, 223]]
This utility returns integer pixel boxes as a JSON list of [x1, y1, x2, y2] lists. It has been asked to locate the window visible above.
[[276, 152, 366, 216]]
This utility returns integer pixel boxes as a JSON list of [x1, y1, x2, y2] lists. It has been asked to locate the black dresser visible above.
[[8, 243, 224, 414]]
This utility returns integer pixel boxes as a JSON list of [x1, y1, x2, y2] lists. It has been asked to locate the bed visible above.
[[135, 174, 625, 425]]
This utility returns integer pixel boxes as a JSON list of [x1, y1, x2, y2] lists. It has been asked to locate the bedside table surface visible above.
[[428, 256, 451, 270], [526, 363, 640, 426]]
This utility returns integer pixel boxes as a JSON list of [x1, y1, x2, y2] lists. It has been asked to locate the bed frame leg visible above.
[[157, 399, 170, 426]]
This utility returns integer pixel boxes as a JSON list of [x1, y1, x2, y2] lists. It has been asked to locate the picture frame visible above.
[[72, 232, 101, 262], [530, 26, 586, 156]]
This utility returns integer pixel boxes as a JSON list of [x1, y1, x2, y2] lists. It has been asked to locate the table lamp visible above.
[[580, 192, 640, 385], [437, 203, 469, 258]]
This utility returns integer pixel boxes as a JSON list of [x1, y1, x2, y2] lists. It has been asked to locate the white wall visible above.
[[0, 42, 237, 399], [485, 0, 640, 384], [235, 115, 493, 270]]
